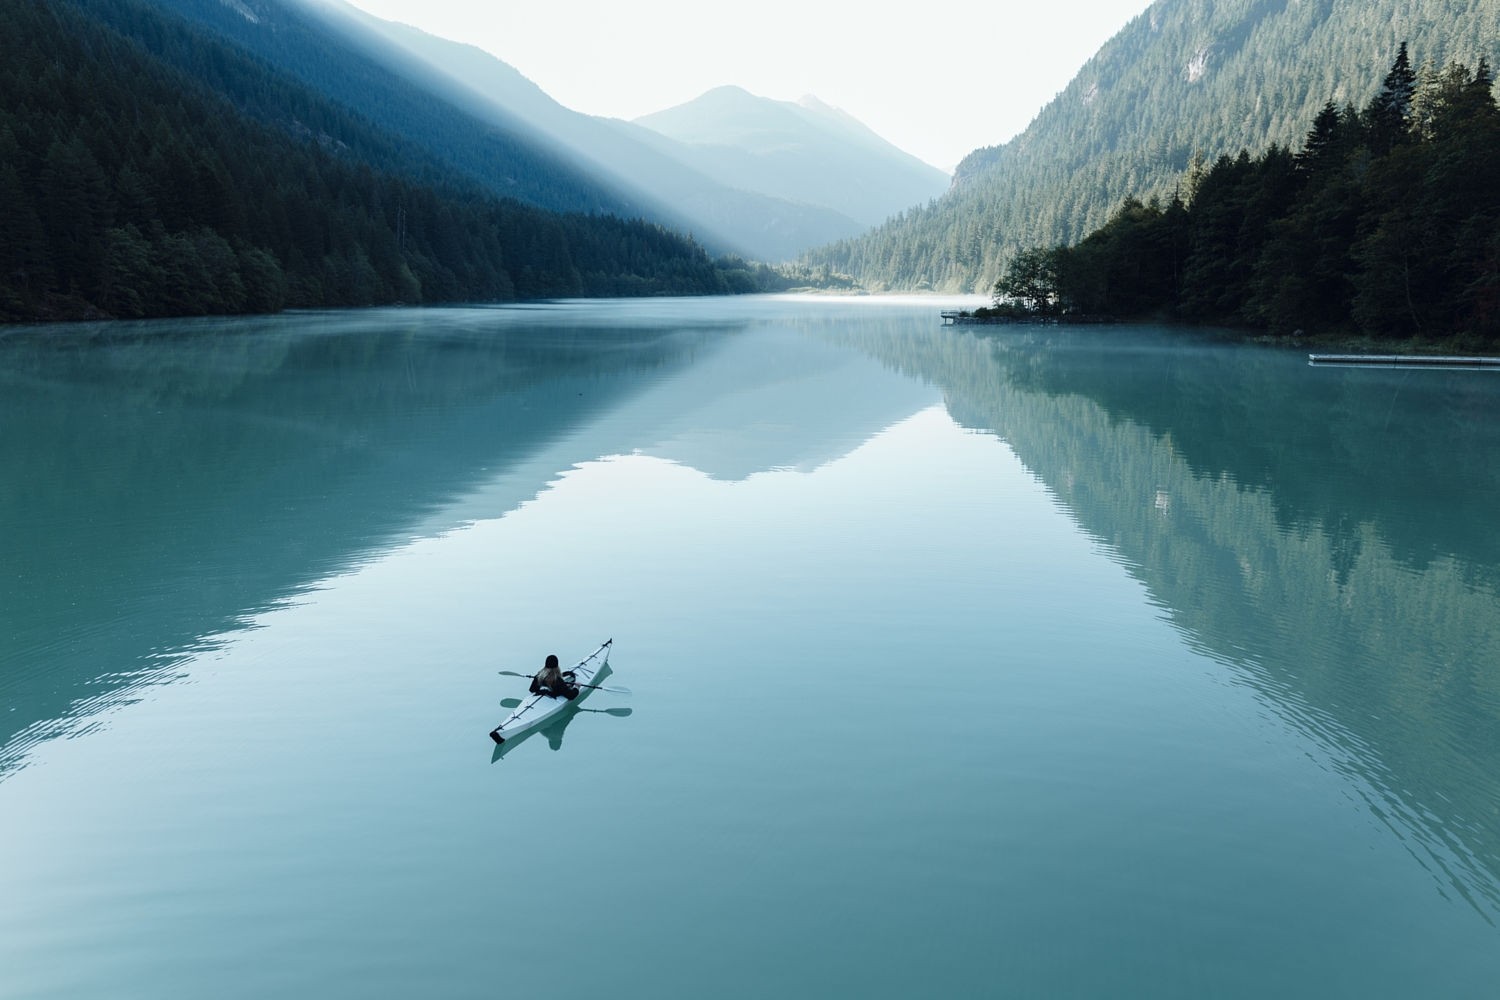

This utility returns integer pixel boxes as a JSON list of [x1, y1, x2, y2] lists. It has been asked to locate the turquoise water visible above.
[[2, 297, 1498, 998]]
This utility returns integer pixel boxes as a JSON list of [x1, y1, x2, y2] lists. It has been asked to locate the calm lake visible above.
[[2, 296, 1499, 998]]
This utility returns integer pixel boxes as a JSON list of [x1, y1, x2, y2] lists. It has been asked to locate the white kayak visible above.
[[489, 639, 613, 745]]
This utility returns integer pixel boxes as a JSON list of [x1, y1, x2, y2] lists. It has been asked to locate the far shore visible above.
[[941, 307, 1500, 357]]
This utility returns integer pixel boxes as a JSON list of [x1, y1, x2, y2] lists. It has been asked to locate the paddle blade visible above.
[[499, 698, 522, 709]]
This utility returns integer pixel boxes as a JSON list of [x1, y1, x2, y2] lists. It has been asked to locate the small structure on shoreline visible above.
[[940, 310, 1114, 326]]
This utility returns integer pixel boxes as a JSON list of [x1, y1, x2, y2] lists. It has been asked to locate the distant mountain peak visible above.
[[632, 87, 948, 228], [638, 87, 905, 156]]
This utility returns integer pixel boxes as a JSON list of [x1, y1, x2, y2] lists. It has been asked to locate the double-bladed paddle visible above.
[[496, 669, 631, 696]]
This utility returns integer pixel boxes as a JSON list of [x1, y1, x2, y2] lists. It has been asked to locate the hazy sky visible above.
[[339, 0, 1151, 171]]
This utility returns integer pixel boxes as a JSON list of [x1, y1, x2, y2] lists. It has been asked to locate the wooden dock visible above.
[[940, 311, 1038, 325], [941, 311, 992, 325], [1308, 353, 1500, 368], [940, 310, 1113, 326]]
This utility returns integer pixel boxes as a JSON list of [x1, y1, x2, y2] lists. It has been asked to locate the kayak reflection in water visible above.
[[529, 653, 579, 700], [491, 710, 579, 762]]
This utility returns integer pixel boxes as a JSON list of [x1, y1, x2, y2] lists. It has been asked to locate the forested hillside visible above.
[[146, 0, 634, 217], [0, 0, 753, 322], [804, 0, 1500, 292], [990, 48, 1500, 342], [290, 4, 875, 261]]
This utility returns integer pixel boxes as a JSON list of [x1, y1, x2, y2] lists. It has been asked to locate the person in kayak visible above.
[[529, 654, 579, 699]]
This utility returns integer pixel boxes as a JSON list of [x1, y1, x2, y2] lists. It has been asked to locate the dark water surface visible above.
[[2, 298, 1498, 998]]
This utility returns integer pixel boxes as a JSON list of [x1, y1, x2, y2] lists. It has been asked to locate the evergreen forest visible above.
[[0, 0, 773, 323], [803, 0, 1500, 294], [989, 46, 1500, 343]]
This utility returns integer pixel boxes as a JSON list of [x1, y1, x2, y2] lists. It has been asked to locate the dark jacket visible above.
[[529, 656, 575, 698]]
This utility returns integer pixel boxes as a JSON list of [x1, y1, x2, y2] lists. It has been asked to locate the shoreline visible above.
[[942, 309, 1500, 358]]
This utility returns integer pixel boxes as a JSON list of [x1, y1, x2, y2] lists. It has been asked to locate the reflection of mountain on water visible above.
[[997, 328, 1500, 576], [628, 327, 935, 480], [0, 303, 933, 777], [0, 308, 719, 776], [836, 322, 1500, 917]]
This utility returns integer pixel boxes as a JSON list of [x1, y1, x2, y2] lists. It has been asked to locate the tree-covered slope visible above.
[[0, 0, 748, 321], [232, 0, 876, 261], [983, 50, 1500, 342], [804, 0, 1500, 292], [145, 0, 632, 217]]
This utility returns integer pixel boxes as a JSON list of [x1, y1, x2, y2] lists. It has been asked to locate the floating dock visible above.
[[941, 311, 1019, 325], [1308, 353, 1500, 368], [940, 311, 1112, 326]]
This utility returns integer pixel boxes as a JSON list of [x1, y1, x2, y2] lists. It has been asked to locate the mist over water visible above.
[[2, 298, 1497, 998]]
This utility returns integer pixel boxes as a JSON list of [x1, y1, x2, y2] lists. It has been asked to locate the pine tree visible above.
[[1296, 102, 1348, 174], [1365, 42, 1418, 154]]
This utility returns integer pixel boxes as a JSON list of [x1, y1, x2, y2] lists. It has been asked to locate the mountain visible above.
[[0, 0, 753, 321], [144, 0, 634, 217], [271, 0, 883, 261], [803, 0, 1500, 292], [44, 0, 943, 266], [632, 86, 950, 229]]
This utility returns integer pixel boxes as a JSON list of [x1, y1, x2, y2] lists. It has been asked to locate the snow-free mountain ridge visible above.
[[802, 0, 1500, 292], [633, 86, 949, 228], [285, 0, 946, 260]]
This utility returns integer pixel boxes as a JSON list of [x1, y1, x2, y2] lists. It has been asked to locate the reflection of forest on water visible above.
[[815, 316, 1500, 919], [0, 309, 726, 778]]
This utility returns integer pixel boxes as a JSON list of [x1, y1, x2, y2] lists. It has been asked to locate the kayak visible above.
[[489, 639, 612, 745]]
